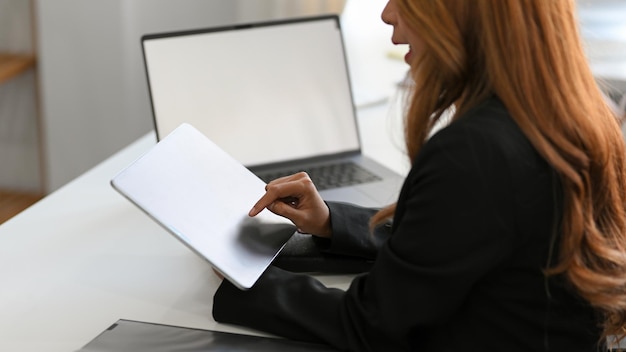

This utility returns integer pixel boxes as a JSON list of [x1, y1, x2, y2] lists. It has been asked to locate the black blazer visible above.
[[213, 97, 602, 351]]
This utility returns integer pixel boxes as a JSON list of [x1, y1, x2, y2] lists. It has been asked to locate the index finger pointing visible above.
[[248, 192, 274, 217]]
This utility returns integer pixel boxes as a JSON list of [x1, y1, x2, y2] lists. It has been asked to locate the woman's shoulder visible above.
[[414, 96, 551, 189], [437, 96, 519, 140], [426, 96, 538, 163]]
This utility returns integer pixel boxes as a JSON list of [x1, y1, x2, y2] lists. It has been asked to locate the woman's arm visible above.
[[312, 201, 392, 260]]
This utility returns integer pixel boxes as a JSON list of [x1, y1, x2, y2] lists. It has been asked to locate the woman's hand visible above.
[[249, 172, 331, 237]]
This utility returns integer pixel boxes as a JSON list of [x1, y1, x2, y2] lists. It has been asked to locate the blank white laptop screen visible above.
[[142, 16, 360, 167]]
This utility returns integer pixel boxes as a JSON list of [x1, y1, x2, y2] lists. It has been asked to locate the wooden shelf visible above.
[[0, 53, 36, 84], [0, 189, 43, 224]]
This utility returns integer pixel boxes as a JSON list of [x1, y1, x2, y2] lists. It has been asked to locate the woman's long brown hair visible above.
[[371, 0, 626, 341]]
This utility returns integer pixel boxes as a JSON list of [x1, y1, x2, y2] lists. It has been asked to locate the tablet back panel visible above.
[[111, 123, 296, 289]]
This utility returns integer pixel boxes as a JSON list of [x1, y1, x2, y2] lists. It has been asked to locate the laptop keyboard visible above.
[[256, 161, 382, 191]]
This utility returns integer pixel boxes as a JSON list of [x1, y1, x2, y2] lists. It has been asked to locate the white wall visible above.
[[34, 0, 240, 192], [236, 0, 346, 21], [0, 0, 40, 192]]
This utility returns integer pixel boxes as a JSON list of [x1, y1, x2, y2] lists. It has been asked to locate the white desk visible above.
[[0, 103, 407, 352]]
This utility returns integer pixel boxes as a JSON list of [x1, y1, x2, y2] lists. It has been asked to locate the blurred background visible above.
[[0, 0, 624, 222]]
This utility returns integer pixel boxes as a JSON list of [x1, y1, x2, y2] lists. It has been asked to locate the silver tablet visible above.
[[111, 123, 296, 290]]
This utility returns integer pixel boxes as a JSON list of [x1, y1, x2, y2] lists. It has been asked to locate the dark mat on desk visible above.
[[78, 319, 338, 351]]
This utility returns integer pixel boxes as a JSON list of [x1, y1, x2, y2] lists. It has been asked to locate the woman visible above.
[[213, 0, 626, 350]]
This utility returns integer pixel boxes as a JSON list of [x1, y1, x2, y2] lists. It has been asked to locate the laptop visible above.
[[111, 123, 296, 290], [141, 15, 403, 208]]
